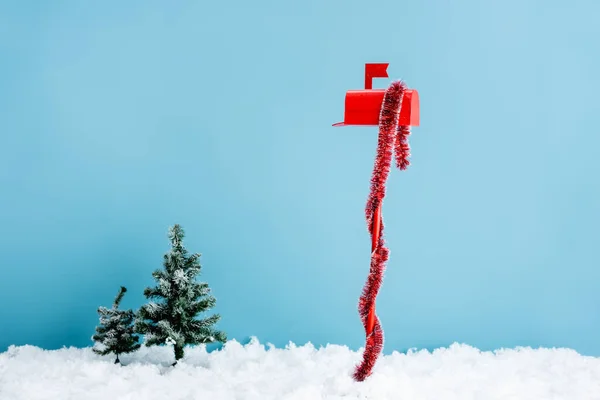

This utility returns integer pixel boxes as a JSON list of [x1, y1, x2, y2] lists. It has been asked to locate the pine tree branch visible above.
[[113, 286, 127, 308]]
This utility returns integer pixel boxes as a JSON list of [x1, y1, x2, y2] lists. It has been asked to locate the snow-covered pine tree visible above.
[[135, 224, 226, 365], [92, 286, 141, 364]]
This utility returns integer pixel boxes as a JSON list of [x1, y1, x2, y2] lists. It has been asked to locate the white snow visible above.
[[165, 337, 176, 346], [1, 337, 599, 399]]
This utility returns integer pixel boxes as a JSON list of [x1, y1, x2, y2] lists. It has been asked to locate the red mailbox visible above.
[[333, 63, 420, 127]]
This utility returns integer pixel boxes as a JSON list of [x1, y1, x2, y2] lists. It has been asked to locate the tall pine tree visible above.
[[135, 224, 226, 365], [92, 286, 141, 364]]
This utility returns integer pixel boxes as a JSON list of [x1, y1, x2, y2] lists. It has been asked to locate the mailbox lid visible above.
[[401, 90, 419, 126]]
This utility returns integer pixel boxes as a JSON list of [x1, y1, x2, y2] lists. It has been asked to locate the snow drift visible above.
[[1, 338, 599, 399]]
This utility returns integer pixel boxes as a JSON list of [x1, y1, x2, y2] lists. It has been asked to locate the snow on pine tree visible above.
[[135, 224, 227, 365], [92, 286, 141, 364]]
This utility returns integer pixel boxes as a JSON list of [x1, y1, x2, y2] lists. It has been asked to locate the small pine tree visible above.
[[92, 286, 141, 364], [135, 224, 226, 365]]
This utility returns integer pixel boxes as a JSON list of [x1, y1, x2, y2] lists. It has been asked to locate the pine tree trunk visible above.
[[172, 344, 184, 366], [115, 354, 120, 364]]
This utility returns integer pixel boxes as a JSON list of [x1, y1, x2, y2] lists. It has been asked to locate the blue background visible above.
[[1, 0, 599, 355]]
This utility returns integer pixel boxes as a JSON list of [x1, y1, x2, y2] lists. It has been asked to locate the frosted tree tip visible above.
[[168, 224, 185, 243]]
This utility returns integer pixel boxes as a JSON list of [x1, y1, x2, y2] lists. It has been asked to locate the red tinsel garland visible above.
[[354, 81, 411, 382]]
